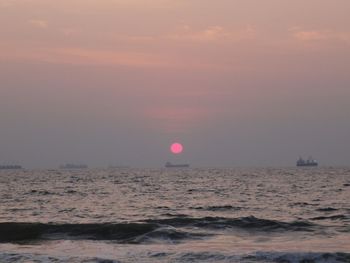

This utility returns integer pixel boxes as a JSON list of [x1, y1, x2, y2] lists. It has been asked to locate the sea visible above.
[[0, 167, 349, 263]]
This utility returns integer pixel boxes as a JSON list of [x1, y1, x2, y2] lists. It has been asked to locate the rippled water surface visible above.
[[0, 168, 349, 262]]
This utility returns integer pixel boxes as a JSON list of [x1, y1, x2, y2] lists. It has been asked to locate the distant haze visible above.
[[1, 0, 350, 168]]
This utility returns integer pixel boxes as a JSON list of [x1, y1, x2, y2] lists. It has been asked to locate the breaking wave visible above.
[[0, 251, 349, 263], [0, 253, 120, 263], [0, 222, 206, 244], [146, 215, 316, 232], [177, 252, 350, 262], [0, 216, 319, 243], [0, 222, 157, 243]]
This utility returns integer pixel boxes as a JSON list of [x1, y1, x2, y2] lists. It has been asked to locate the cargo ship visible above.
[[0, 165, 23, 170], [296, 157, 318, 167], [59, 164, 88, 169], [108, 165, 130, 169], [165, 162, 190, 168]]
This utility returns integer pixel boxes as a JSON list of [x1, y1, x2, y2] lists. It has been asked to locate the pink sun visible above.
[[170, 142, 183, 154]]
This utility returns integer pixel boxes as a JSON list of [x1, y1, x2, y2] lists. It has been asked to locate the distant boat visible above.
[[296, 157, 318, 167], [108, 165, 130, 169], [0, 165, 23, 170], [59, 164, 88, 169], [165, 162, 190, 168]]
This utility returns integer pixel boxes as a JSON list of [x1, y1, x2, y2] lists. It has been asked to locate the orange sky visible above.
[[1, 0, 350, 166], [2, 0, 349, 67]]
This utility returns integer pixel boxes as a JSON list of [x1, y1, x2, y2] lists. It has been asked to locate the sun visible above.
[[170, 142, 183, 154]]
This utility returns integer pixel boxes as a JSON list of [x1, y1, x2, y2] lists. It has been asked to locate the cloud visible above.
[[294, 31, 327, 41], [59, 27, 82, 37], [108, 0, 184, 8], [167, 25, 256, 42], [29, 19, 48, 29], [109, 25, 256, 45], [52, 48, 167, 67], [0, 45, 224, 71], [145, 106, 210, 133], [290, 27, 350, 43], [0, 1, 13, 7], [0, 45, 156, 67]]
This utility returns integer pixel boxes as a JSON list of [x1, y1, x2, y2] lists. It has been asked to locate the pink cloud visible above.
[[291, 27, 350, 43], [166, 25, 256, 42], [0, 45, 225, 71], [28, 19, 48, 29], [145, 106, 210, 133]]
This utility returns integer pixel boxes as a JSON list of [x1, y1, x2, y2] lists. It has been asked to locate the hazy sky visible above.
[[1, 0, 350, 168]]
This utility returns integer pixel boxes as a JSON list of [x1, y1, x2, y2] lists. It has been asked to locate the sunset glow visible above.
[[0, 0, 349, 166], [1, 1, 349, 261]]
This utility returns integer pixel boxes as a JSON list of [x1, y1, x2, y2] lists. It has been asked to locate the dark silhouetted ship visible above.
[[59, 164, 88, 169], [108, 165, 130, 169], [165, 162, 190, 168], [296, 157, 318, 167], [0, 165, 23, 170]]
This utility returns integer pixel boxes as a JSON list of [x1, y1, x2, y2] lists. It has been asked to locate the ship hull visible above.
[[297, 164, 318, 167], [165, 165, 189, 168], [0, 165, 23, 170], [165, 162, 189, 168]]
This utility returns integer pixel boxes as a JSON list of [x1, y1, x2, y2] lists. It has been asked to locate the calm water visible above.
[[0, 168, 349, 262]]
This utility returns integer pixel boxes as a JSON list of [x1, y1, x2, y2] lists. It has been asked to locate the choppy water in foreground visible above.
[[0, 167, 349, 263]]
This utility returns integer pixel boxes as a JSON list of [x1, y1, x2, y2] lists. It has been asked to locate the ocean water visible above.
[[0, 167, 349, 263]]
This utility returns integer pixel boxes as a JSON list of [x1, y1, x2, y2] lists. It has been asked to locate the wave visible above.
[[291, 202, 319, 207], [0, 253, 120, 263], [2, 251, 349, 263], [191, 205, 243, 211], [28, 189, 54, 195], [316, 207, 339, 212], [0, 222, 157, 243], [310, 214, 349, 221], [177, 252, 350, 262], [250, 252, 350, 263], [0, 216, 318, 243], [0, 222, 206, 244], [145, 216, 316, 232]]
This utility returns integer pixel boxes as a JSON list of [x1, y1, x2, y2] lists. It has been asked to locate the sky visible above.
[[0, 0, 350, 168]]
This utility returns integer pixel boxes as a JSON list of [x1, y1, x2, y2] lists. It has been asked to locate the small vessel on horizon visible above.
[[165, 162, 190, 168], [0, 165, 23, 170], [108, 165, 130, 169], [59, 164, 88, 169], [296, 156, 318, 167]]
